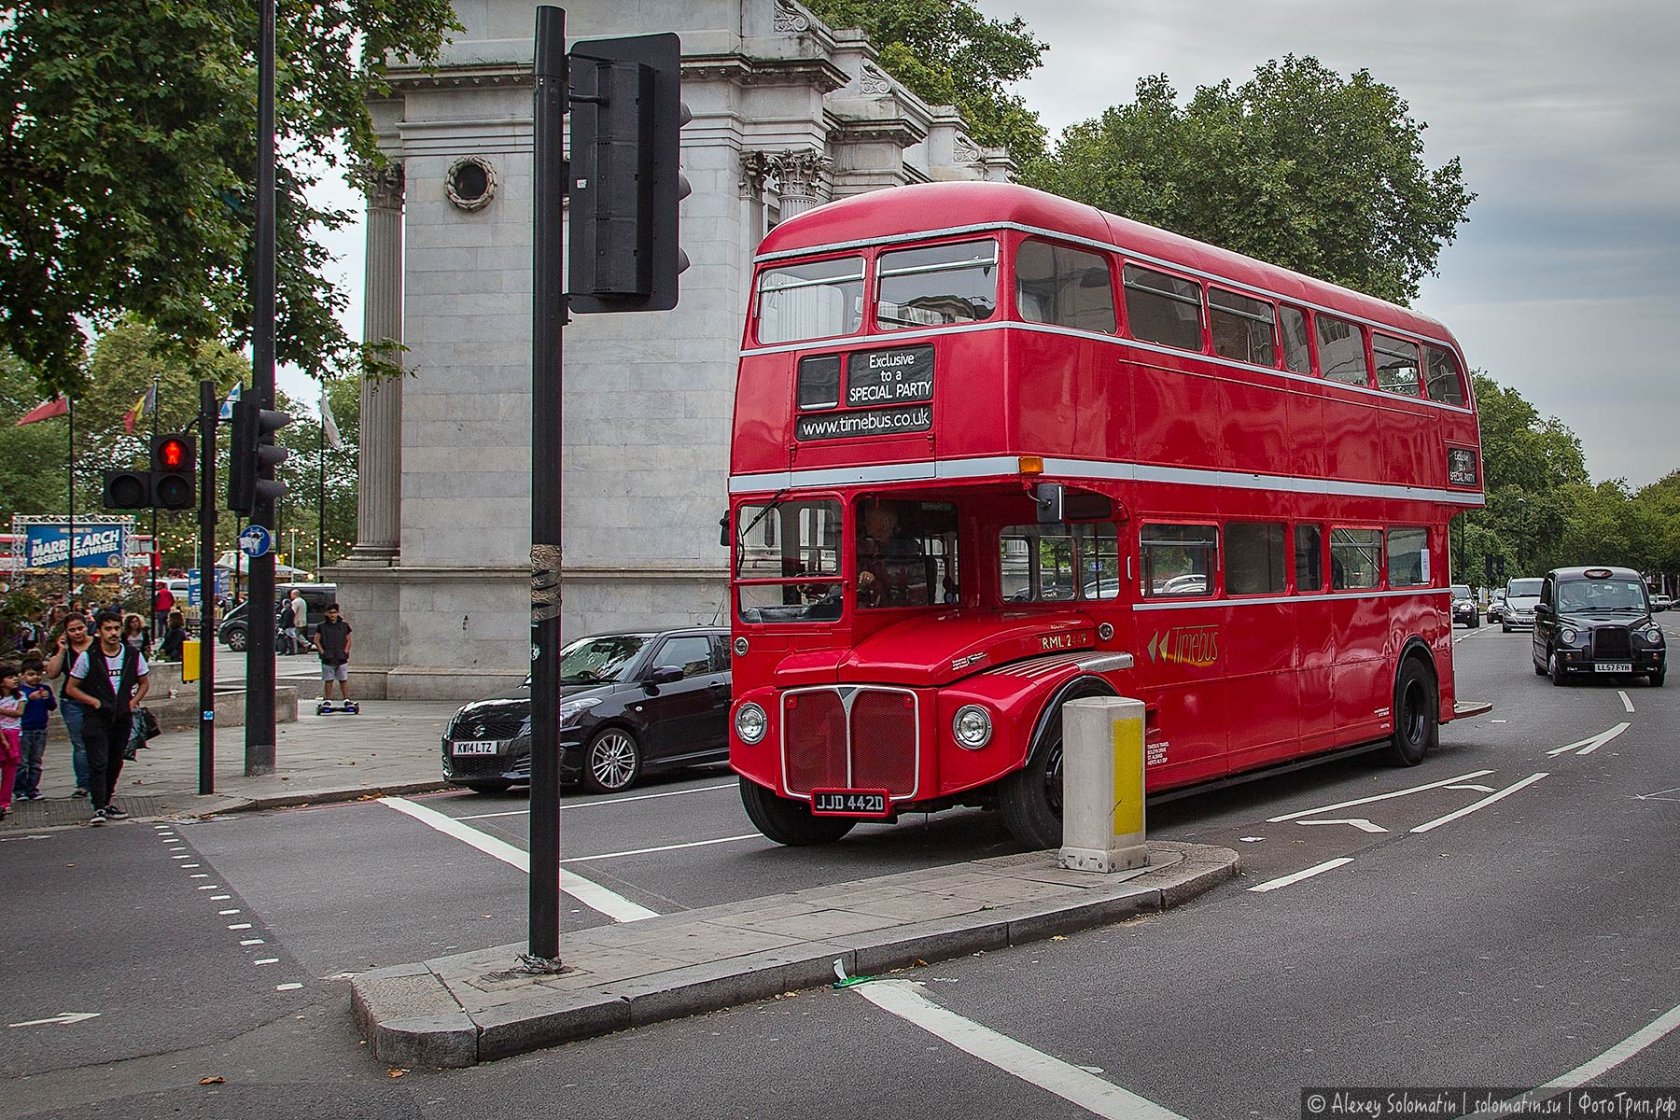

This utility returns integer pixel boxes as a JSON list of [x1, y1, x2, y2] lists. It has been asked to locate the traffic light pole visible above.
[[199, 381, 218, 794], [245, 0, 278, 776], [526, 3, 567, 971]]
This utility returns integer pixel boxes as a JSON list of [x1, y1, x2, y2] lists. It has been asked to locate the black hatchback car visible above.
[[440, 628, 732, 794], [1531, 566, 1666, 686]]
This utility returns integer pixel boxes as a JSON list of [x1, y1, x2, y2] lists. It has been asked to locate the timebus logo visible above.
[[1147, 625, 1219, 667]]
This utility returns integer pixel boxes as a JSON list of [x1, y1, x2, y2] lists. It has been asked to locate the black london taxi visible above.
[[1531, 566, 1665, 686]]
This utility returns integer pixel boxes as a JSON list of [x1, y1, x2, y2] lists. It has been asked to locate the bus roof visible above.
[[756, 181, 1457, 347]]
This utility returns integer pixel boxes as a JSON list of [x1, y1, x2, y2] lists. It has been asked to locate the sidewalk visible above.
[[352, 840, 1240, 1068], [0, 696, 462, 828]]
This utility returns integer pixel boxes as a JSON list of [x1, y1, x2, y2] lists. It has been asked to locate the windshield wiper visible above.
[[733, 489, 788, 577]]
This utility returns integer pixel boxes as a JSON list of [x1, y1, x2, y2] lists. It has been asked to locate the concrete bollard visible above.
[[1058, 696, 1149, 873]]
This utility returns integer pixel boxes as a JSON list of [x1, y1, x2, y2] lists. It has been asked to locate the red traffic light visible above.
[[157, 436, 188, 470]]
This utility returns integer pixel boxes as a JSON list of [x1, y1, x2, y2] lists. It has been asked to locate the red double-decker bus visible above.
[[726, 181, 1484, 848]]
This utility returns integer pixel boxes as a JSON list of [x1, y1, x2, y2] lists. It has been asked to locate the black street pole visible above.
[[66, 399, 74, 602], [148, 375, 160, 633], [198, 381, 218, 794], [317, 405, 325, 574], [245, 0, 278, 775], [526, 3, 566, 969]]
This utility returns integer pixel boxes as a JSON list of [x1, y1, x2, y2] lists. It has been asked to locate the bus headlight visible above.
[[952, 705, 993, 750], [735, 702, 767, 744]]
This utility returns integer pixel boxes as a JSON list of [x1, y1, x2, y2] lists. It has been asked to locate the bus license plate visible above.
[[810, 789, 890, 817], [1594, 662, 1632, 673], [452, 740, 501, 756]]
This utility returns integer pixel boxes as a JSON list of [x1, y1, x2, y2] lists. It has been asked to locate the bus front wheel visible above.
[[1384, 656, 1438, 767], [999, 728, 1064, 850], [739, 778, 856, 846]]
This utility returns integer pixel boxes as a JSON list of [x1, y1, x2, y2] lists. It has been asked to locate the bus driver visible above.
[[856, 500, 922, 607]]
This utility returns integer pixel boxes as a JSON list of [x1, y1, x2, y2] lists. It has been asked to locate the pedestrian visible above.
[[44, 613, 95, 798], [283, 589, 310, 654], [63, 609, 149, 826], [122, 612, 151, 658], [14, 655, 56, 802], [0, 663, 22, 821], [314, 602, 353, 706], [158, 610, 188, 662], [153, 582, 175, 635]]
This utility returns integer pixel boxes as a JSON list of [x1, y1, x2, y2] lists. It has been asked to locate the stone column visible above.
[[743, 148, 831, 219], [348, 163, 404, 564]]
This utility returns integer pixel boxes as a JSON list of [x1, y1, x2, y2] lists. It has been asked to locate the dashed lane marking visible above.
[[1410, 773, 1548, 834], [1248, 857, 1354, 894]]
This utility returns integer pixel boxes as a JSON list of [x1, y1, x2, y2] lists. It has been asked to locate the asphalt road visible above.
[[3, 621, 1676, 1119]]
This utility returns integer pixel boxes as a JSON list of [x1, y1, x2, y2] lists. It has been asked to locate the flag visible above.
[[121, 385, 155, 434], [15, 396, 70, 426], [219, 382, 242, 421], [320, 384, 345, 450]]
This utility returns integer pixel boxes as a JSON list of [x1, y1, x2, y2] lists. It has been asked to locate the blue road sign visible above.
[[237, 524, 274, 558]]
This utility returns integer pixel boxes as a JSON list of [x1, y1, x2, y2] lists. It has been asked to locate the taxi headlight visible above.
[[1644, 626, 1663, 644], [953, 705, 993, 750], [735, 702, 767, 744], [1559, 627, 1578, 645]]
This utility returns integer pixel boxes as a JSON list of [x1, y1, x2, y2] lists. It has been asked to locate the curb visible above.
[[351, 841, 1240, 1068], [162, 780, 455, 820]]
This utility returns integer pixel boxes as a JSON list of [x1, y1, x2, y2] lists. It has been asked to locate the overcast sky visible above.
[[968, 0, 1680, 488], [303, 1, 1678, 488]]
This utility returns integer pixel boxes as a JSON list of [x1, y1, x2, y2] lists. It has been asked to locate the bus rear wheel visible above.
[[739, 778, 855, 846], [999, 728, 1064, 850], [1384, 656, 1438, 767]]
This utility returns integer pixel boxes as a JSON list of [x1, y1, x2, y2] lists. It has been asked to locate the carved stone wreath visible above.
[[444, 155, 499, 212]]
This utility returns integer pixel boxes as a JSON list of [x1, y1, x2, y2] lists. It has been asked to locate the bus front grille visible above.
[[782, 686, 920, 799]]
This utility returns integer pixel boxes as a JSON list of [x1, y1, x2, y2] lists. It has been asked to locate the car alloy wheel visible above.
[[582, 728, 642, 793]]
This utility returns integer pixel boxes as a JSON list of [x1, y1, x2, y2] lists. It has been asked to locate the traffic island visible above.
[[350, 840, 1240, 1068]]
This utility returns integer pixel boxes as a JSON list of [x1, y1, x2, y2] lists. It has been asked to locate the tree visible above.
[[1028, 57, 1474, 304], [801, 0, 1049, 166], [0, 1, 459, 396]]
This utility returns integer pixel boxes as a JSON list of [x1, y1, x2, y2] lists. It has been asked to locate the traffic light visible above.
[[101, 467, 151, 510], [227, 397, 291, 516], [568, 32, 691, 313], [151, 433, 196, 510]]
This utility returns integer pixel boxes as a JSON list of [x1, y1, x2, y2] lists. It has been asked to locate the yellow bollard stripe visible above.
[[1111, 714, 1144, 838]]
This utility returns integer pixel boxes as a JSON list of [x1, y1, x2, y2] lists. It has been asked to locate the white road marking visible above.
[[1296, 818, 1386, 834], [561, 834, 762, 864], [380, 796, 658, 923], [1469, 1000, 1680, 1118], [211, 895, 231, 900], [1636, 786, 1680, 802], [254, 958, 279, 965], [1410, 773, 1548, 834], [275, 983, 303, 991], [1547, 723, 1628, 757], [1248, 858, 1354, 893], [240, 939, 265, 946], [8, 1012, 101, 1029], [227, 923, 253, 930], [1447, 784, 1495, 792], [1267, 770, 1495, 823], [452, 781, 737, 821], [853, 980, 1189, 1120], [1618, 690, 1634, 713]]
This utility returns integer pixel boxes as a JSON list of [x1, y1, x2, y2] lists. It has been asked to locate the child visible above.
[[314, 603, 353, 706], [15, 657, 56, 801], [0, 663, 22, 820]]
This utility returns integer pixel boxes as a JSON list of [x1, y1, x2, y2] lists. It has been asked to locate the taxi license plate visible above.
[[810, 789, 890, 817], [452, 740, 501, 756], [1594, 662, 1633, 673]]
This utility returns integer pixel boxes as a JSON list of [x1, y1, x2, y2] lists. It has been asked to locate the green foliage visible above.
[[0, 1, 460, 396], [802, 0, 1049, 165], [1028, 57, 1475, 305]]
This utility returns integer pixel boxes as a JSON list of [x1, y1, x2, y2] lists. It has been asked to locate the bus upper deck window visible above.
[[1122, 265, 1202, 352], [876, 240, 998, 331], [1015, 240, 1116, 333], [1209, 288, 1277, 366], [1425, 346, 1467, 406], [1280, 306, 1311, 373], [1373, 334, 1421, 396], [1316, 314, 1370, 387], [756, 256, 865, 345]]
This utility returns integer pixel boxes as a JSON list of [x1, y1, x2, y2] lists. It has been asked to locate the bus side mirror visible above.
[[719, 512, 730, 548], [1035, 482, 1063, 523]]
